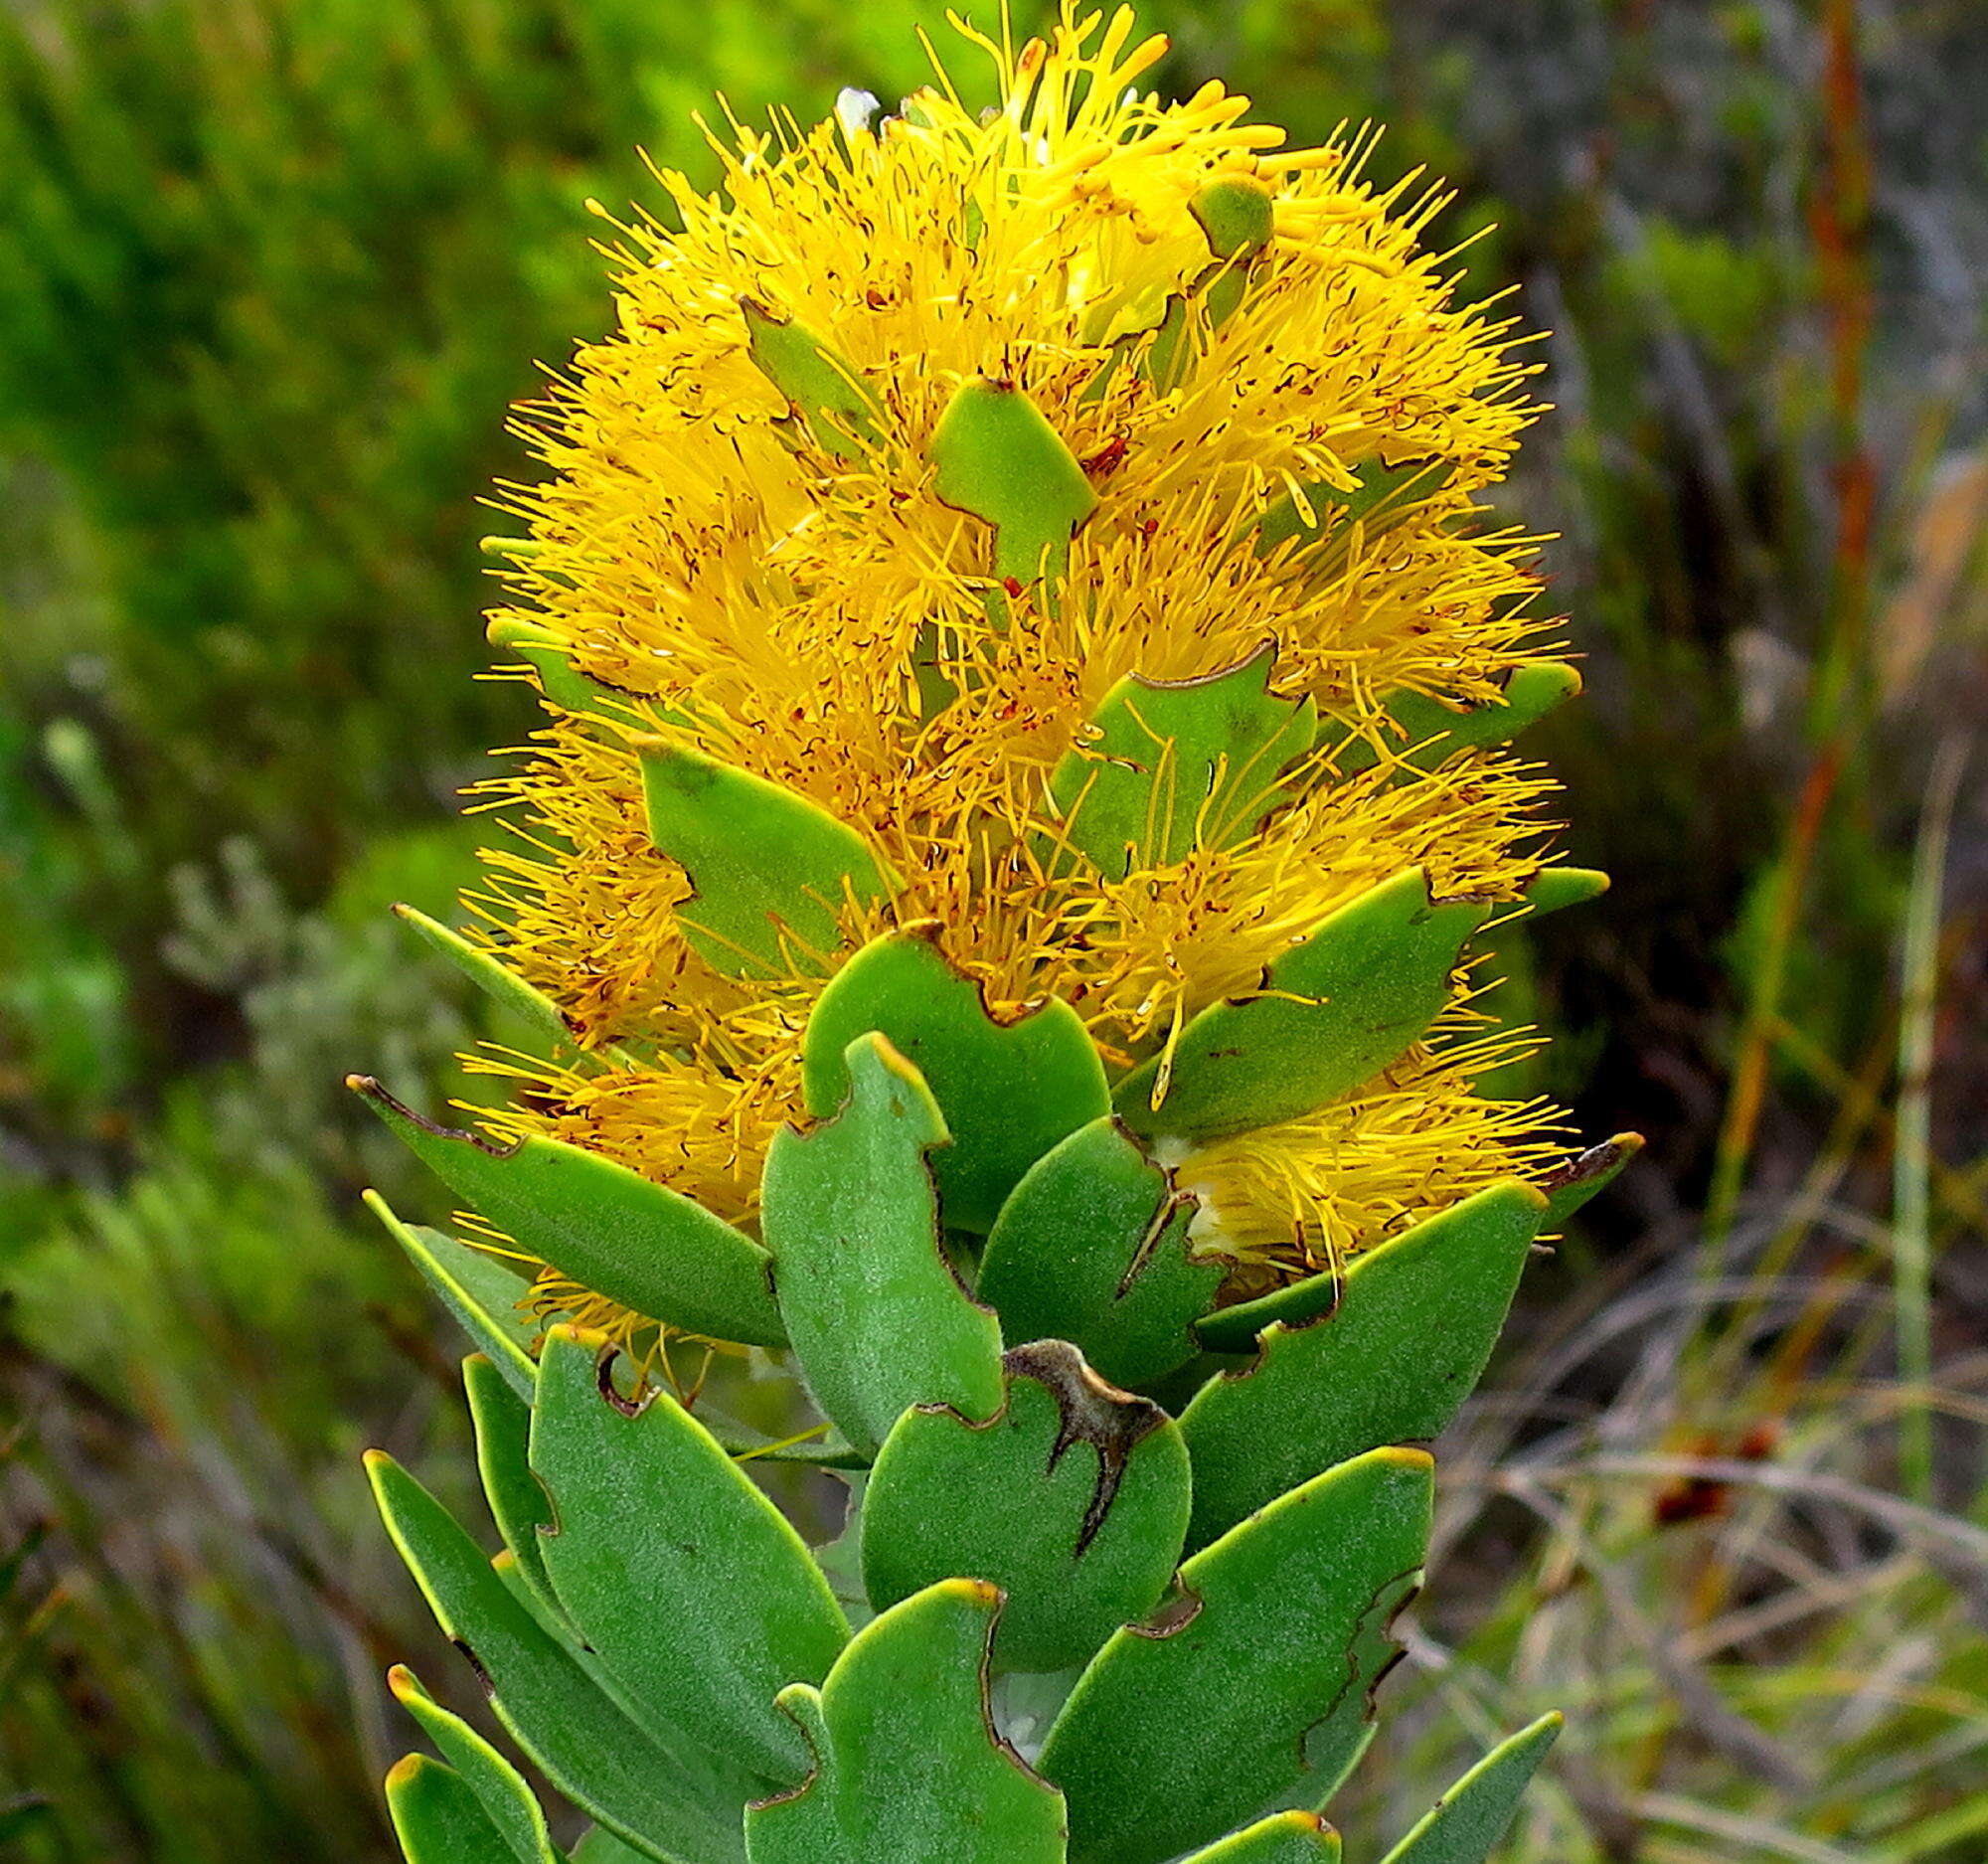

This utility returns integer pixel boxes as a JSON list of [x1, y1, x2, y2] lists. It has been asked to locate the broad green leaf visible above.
[[1139, 292, 1195, 395], [977, 1117, 1222, 1389], [1331, 664, 1581, 777], [365, 1191, 538, 1399], [1050, 645, 1318, 880], [761, 1035, 1005, 1454], [395, 904, 573, 1050], [366, 1453, 746, 1863], [1181, 1811, 1342, 1862], [1257, 458, 1453, 558], [354, 1081, 786, 1350], [1515, 867, 1608, 920], [1181, 1182, 1546, 1548], [1115, 868, 1491, 1143], [640, 743, 893, 980], [388, 1666, 559, 1864], [1191, 178, 1276, 260], [1038, 1448, 1433, 1864], [1378, 1715, 1562, 1864], [861, 1339, 1192, 1672], [1190, 177, 1275, 330], [487, 618, 646, 726], [931, 377, 1097, 584], [463, 1355, 559, 1618], [387, 1755, 522, 1864], [573, 1832, 654, 1864], [744, 1581, 1067, 1864], [1540, 1134, 1642, 1228], [801, 930, 1109, 1233], [530, 1326, 850, 1786], [741, 298, 881, 460]]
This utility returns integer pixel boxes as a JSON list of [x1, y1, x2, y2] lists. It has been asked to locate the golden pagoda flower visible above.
[[359, 15, 1633, 1861], [375, 4, 1602, 1341]]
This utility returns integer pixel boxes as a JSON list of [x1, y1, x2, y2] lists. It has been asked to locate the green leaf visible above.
[[365, 1191, 538, 1400], [387, 1755, 524, 1864], [741, 298, 882, 460], [1180, 1182, 1546, 1548], [394, 904, 573, 1050], [640, 743, 893, 980], [1378, 1715, 1562, 1864], [487, 618, 647, 726], [1181, 1811, 1342, 1862], [388, 1666, 559, 1864], [366, 1453, 745, 1863], [1114, 868, 1491, 1143], [572, 1832, 654, 1864], [1190, 177, 1275, 331], [977, 1117, 1222, 1389], [1540, 1134, 1642, 1227], [1514, 867, 1608, 920], [1257, 458, 1452, 558], [1332, 664, 1581, 777], [1038, 1447, 1432, 1864], [1050, 644, 1317, 880], [1191, 179, 1276, 260], [353, 1081, 787, 1350], [801, 930, 1109, 1233], [861, 1339, 1192, 1672], [760, 1034, 1005, 1455], [744, 1581, 1067, 1864], [931, 377, 1097, 585], [463, 1355, 560, 1617], [530, 1325, 850, 1787]]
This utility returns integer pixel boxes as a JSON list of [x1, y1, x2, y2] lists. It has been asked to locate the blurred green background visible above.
[[0, 1, 1983, 1859]]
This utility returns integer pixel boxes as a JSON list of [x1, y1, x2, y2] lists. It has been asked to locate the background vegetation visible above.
[[0, 1, 1982, 1858]]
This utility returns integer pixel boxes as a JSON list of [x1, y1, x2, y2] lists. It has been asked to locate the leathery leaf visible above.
[[802, 929, 1108, 1233], [640, 743, 893, 980], [1540, 1133, 1642, 1228], [1037, 1447, 1433, 1864], [394, 904, 572, 1051], [353, 1080, 786, 1350], [1516, 866, 1608, 920], [977, 1116, 1222, 1389], [388, 1665, 559, 1864], [760, 1033, 1005, 1455], [365, 1452, 746, 1864], [741, 297, 881, 459], [860, 1339, 1191, 1672], [1050, 644, 1317, 880], [364, 1192, 538, 1400], [931, 376, 1097, 585], [1378, 1714, 1562, 1864], [1257, 457, 1453, 559], [386, 1755, 522, 1864], [1331, 663, 1581, 777], [487, 618, 647, 728], [1114, 868, 1491, 1143], [1190, 176, 1275, 330], [743, 1580, 1067, 1864], [529, 1326, 850, 1787], [462, 1355, 559, 1618], [1181, 1182, 1547, 1548], [1181, 1811, 1342, 1862]]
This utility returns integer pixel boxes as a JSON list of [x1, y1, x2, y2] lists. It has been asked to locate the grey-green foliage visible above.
[[163, 835, 484, 1192]]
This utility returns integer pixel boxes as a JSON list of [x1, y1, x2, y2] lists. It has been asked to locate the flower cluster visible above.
[[460, 6, 1570, 1318]]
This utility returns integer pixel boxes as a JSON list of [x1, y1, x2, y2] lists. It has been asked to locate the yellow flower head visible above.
[[461, 5, 1576, 1319]]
